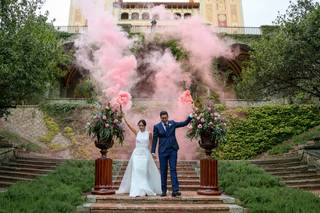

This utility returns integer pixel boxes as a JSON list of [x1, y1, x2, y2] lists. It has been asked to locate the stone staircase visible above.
[[78, 160, 244, 213], [113, 161, 200, 191], [0, 156, 64, 189], [251, 156, 320, 192]]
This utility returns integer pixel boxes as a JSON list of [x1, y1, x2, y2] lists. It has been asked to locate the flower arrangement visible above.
[[87, 103, 124, 145], [187, 101, 227, 144]]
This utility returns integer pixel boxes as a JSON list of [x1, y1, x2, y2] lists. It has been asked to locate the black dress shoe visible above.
[[172, 191, 181, 197], [161, 193, 167, 197]]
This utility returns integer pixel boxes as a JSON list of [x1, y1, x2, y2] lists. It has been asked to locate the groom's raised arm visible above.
[[151, 125, 159, 154], [174, 115, 192, 128]]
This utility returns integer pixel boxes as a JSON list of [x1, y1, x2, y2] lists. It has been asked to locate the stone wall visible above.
[[0, 106, 48, 144]]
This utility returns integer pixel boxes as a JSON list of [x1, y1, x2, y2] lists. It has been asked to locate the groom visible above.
[[151, 111, 192, 197]]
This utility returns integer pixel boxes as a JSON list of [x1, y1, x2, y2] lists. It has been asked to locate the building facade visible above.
[[69, 0, 244, 27]]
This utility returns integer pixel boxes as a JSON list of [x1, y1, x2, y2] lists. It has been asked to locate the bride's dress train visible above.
[[116, 131, 162, 197]]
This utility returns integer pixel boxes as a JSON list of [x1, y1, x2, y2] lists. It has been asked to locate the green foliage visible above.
[[237, 0, 320, 100], [268, 125, 320, 155], [40, 102, 80, 119], [292, 125, 320, 144], [164, 40, 188, 61], [0, 0, 68, 117], [0, 130, 41, 152], [39, 114, 60, 144], [219, 161, 320, 213], [216, 105, 320, 159], [0, 160, 94, 213], [64, 127, 77, 145], [268, 144, 293, 155], [74, 79, 96, 99], [87, 105, 124, 144]]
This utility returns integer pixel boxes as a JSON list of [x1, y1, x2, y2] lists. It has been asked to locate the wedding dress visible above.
[[116, 130, 162, 197]]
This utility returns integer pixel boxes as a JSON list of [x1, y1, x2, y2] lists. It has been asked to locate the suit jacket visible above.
[[151, 116, 192, 155]]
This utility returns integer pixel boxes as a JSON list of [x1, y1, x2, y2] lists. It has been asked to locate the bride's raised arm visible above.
[[123, 115, 138, 136]]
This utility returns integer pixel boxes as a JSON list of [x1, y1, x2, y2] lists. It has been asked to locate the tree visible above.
[[0, 0, 67, 117], [236, 0, 320, 101]]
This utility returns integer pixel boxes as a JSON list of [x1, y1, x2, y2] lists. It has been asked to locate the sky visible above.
[[41, 0, 315, 27]]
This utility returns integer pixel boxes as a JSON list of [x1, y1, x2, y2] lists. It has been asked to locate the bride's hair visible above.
[[137, 120, 146, 126]]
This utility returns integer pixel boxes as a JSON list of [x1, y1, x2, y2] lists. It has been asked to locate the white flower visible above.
[[102, 115, 107, 120], [105, 123, 110, 128], [201, 118, 205, 123]]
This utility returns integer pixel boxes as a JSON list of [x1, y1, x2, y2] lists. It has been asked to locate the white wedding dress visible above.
[[116, 130, 162, 197]]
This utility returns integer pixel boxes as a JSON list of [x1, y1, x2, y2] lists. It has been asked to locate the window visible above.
[[131, 12, 139, 20], [142, 12, 150, 20], [174, 13, 181, 19], [184, 13, 191, 19], [121, 13, 129, 20]]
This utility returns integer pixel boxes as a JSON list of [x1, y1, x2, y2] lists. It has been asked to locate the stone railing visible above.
[[55, 25, 262, 35]]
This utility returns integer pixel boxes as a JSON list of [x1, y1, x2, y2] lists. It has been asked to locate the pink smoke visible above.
[[74, 3, 234, 160], [75, 0, 136, 110], [179, 90, 193, 105]]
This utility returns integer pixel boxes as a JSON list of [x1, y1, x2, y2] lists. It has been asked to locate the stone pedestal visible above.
[[198, 158, 221, 196], [92, 158, 115, 195]]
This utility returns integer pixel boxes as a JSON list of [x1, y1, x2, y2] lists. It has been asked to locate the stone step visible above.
[[112, 184, 200, 191], [280, 173, 320, 181], [269, 168, 317, 176], [92, 195, 226, 204], [87, 203, 236, 213], [113, 175, 200, 181], [16, 157, 65, 163], [283, 178, 320, 186], [2, 162, 57, 170], [0, 174, 33, 183], [290, 184, 320, 190], [119, 166, 195, 171], [0, 170, 45, 179], [13, 159, 61, 166], [0, 181, 13, 187], [258, 161, 303, 168], [0, 166, 53, 174], [264, 165, 310, 172], [114, 180, 200, 186], [250, 157, 301, 165], [117, 171, 197, 176], [120, 161, 197, 166]]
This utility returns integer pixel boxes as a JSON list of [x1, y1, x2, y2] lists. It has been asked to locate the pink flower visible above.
[[105, 123, 110, 128], [114, 119, 119, 123], [200, 118, 205, 123], [179, 90, 193, 105], [198, 124, 203, 129], [208, 107, 212, 111], [102, 115, 107, 120]]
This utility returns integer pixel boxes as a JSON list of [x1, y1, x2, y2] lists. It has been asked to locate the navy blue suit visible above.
[[151, 116, 192, 194]]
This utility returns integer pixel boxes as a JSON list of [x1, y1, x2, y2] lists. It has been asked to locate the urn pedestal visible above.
[[92, 140, 115, 195], [197, 133, 221, 196], [198, 158, 221, 195]]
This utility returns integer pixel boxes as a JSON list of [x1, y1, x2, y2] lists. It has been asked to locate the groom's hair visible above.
[[160, 111, 168, 117]]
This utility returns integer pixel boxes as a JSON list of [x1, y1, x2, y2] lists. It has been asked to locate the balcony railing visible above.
[[55, 25, 262, 35]]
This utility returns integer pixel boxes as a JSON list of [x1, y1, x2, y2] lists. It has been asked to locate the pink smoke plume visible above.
[[75, 0, 136, 110], [111, 91, 132, 111], [74, 2, 234, 160], [179, 90, 193, 105]]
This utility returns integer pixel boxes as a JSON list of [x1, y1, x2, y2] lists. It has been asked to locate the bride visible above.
[[116, 114, 162, 197]]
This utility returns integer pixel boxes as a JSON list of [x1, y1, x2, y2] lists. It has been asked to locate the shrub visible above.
[[216, 105, 320, 159], [219, 161, 320, 213]]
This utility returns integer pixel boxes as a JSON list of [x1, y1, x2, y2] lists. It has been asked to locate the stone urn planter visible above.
[[87, 104, 124, 196]]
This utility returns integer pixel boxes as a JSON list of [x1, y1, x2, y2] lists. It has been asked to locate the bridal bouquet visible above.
[[87, 103, 125, 145], [187, 101, 227, 144]]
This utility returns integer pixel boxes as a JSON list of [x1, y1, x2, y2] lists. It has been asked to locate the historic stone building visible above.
[[69, 0, 244, 27]]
